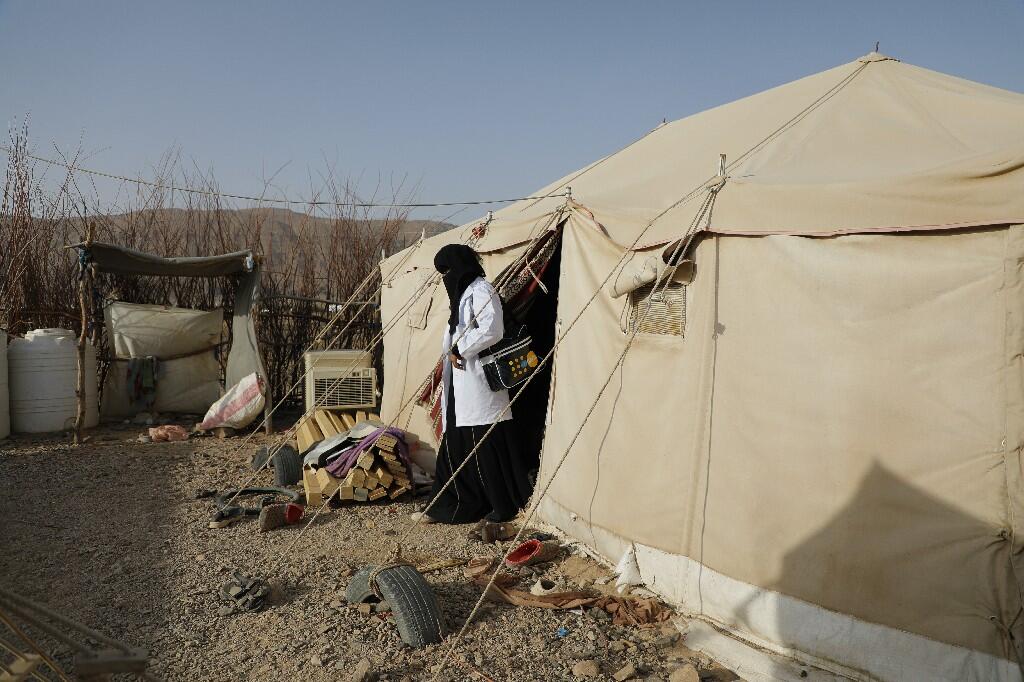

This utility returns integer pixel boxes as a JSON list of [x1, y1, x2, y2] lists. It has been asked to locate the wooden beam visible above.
[[314, 410, 338, 439]]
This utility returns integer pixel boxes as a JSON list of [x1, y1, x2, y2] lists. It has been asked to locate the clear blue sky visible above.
[[1, 0, 1022, 223]]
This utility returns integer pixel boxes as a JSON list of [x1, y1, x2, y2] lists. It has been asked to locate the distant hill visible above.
[[229, 207, 455, 257], [94, 207, 456, 264]]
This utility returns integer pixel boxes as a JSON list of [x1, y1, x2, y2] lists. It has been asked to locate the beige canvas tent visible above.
[[379, 53, 1024, 681]]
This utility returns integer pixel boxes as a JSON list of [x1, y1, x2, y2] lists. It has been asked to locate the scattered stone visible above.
[[373, 601, 392, 613], [217, 606, 234, 617], [669, 664, 700, 682], [614, 662, 638, 681], [351, 658, 373, 681], [572, 659, 601, 678], [655, 633, 681, 649], [329, 599, 343, 608], [310, 654, 323, 667], [357, 603, 373, 615]]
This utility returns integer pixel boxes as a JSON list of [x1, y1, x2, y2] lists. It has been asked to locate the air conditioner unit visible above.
[[304, 350, 377, 412]]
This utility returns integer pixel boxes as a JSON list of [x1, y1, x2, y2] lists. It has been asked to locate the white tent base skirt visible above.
[[538, 497, 1020, 682]]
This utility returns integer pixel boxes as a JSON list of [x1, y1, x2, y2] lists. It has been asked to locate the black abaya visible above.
[[427, 381, 533, 524]]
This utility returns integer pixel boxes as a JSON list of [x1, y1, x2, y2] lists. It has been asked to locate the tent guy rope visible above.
[[429, 183, 721, 682], [252, 208, 570, 580], [421, 59, 875, 679]]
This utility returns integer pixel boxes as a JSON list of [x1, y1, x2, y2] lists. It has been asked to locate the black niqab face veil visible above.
[[434, 244, 485, 334]]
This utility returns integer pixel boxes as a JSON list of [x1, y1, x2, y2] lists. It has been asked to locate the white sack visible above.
[[200, 373, 265, 430]]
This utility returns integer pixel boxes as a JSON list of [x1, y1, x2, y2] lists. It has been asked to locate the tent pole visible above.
[[73, 222, 95, 445]]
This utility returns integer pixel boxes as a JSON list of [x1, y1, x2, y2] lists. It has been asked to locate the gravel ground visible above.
[[0, 423, 739, 681]]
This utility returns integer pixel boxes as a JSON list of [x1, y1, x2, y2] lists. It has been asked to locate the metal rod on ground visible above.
[[0, 607, 73, 682], [0, 598, 162, 682], [0, 603, 91, 656], [0, 589, 130, 654], [0, 635, 49, 682]]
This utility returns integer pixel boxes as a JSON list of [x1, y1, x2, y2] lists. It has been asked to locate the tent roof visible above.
[[399, 53, 1024, 262], [76, 241, 255, 277]]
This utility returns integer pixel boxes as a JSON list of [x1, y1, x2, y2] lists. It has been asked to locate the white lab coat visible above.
[[440, 277, 512, 430]]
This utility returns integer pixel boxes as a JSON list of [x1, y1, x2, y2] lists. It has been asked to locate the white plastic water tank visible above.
[[8, 328, 98, 433], [0, 331, 9, 440]]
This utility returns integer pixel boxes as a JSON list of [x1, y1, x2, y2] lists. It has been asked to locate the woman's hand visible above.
[[449, 352, 465, 370]]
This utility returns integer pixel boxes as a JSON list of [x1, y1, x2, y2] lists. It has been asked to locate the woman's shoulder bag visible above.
[[481, 315, 540, 392]]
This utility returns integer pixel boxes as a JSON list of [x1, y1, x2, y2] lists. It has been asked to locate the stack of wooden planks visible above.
[[295, 408, 379, 453], [297, 409, 419, 507]]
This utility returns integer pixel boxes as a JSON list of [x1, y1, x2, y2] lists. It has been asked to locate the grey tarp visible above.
[[79, 241, 255, 277], [74, 241, 267, 392]]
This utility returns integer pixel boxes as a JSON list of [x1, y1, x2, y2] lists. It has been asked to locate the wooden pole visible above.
[[73, 221, 94, 445]]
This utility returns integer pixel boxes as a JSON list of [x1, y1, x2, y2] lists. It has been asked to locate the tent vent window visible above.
[[628, 281, 686, 336]]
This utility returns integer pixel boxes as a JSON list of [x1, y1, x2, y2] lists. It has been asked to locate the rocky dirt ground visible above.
[[0, 423, 740, 681]]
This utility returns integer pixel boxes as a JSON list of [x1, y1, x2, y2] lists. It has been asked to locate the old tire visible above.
[[345, 566, 379, 605], [347, 565, 443, 647], [272, 446, 301, 486]]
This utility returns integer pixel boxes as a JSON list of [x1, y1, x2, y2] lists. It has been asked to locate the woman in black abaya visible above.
[[411, 244, 533, 524]]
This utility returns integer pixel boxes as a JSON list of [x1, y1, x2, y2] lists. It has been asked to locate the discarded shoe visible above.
[[505, 539, 561, 567], [218, 571, 270, 613], [258, 502, 304, 532]]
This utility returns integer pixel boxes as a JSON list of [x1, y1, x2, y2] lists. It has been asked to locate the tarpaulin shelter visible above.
[[379, 53, 1024, 681], [72, 241, 268, 428]]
